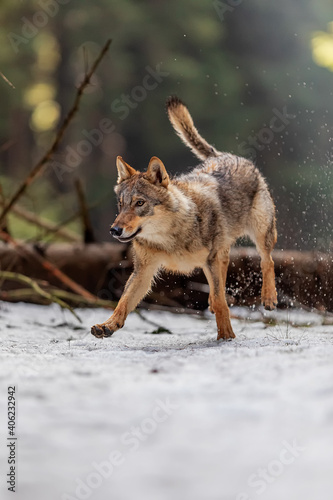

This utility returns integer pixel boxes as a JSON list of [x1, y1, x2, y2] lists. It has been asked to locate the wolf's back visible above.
[[166, 96, 220, 161]]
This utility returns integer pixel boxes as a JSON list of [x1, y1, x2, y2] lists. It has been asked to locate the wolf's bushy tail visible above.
[[166, 96, 219, 160]]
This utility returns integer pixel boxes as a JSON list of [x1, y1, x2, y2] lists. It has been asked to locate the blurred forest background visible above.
[[0, 0, 332, 251]]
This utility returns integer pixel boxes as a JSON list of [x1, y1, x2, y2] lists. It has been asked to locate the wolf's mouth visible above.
[[117, 227, 142, 243]]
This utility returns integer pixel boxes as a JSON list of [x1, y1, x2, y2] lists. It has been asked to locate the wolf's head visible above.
[[110, 156, 174, 244]]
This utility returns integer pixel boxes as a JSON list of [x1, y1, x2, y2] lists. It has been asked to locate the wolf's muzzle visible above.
[[110, 226, 123, 237], [110, 225, 142, 242]]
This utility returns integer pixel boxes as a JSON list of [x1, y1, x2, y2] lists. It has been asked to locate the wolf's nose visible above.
[[110, 226, 123, 237]]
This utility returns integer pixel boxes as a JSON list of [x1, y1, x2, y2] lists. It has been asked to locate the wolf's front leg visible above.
[[91, 262, 158, 339]]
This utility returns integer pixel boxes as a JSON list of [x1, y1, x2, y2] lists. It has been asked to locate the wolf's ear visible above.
[[116, 156, 137, 184], [145, 157, 169, 188]]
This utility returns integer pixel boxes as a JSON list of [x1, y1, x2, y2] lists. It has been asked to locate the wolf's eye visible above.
[[136, 200, 145, 207]]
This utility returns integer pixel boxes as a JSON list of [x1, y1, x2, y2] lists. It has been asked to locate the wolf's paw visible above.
[[217, 322, 236, 341], [261, 290, 278, 311], [262, 299, 278, 311], [91, 313, 125, 339], [91, 318, 124, 338], [91, 323, 115, 338]]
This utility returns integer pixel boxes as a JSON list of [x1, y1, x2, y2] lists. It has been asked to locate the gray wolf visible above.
[[91, 96, 277, 340]]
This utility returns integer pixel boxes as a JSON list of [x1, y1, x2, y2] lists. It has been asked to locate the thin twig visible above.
[[0, 271, 81, 322], [0, 287, 115, 309], [51, 289, 115, 308], [0, 39, 112, 226], [135, 310, 172, 333], [140, 301, 205, 316], [0, 230, 96, 302], [46, 191, 112, 240], [0, 184, 10, 235], [74, 178, 95, 243], [0, 71, 15, 89], [0, 199, 80, 242], [42, 211, 82, 241], [0, 139, 15, 152]]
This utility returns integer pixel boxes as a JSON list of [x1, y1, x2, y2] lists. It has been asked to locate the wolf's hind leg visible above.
[[248, 187, 278, 310], [251, 221, 277, 310], [257, 242, 277, 310], [203, 249, 235, 340]]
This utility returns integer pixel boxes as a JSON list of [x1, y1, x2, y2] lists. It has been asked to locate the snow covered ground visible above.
[[0, 300, 333, 500]]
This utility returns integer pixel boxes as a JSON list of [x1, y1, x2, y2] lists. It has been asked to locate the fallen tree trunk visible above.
[[0, 242, 332, 312]]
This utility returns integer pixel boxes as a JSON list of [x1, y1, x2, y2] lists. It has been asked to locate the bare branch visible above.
[[0, 199, 80, 242], [0, 71, 15, 89], [0, 184, 10, 235], [0, 270, 81, 322], [74, 178, 95, 243], [0, 230, 97, 302], [0, 39, 112, 226]]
